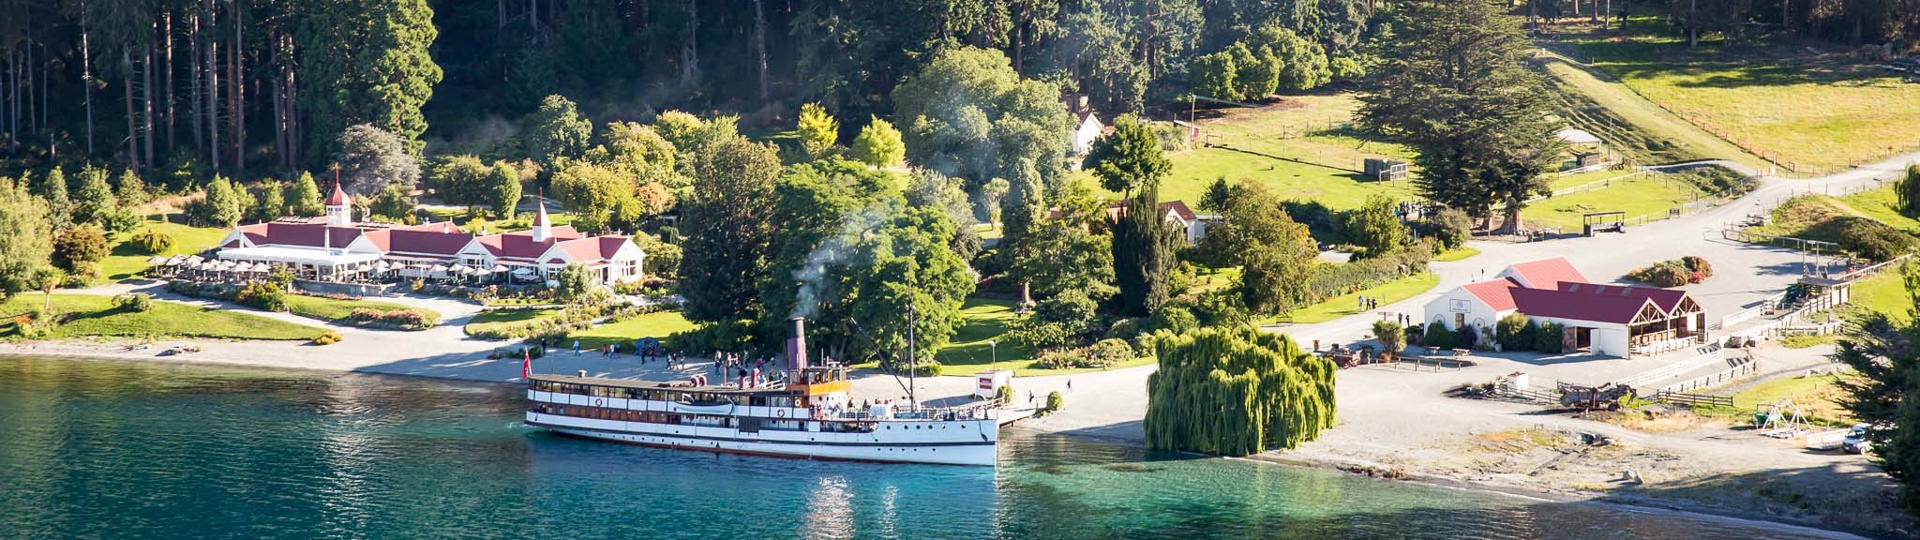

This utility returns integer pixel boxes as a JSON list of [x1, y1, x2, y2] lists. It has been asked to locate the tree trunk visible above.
[[144, 42, 156, 169], [24, 41, 33, 136], [190, 8, 202, 155], [165, 9, 176, 153], [1019, 280, 1032, 307], [124, 50, 140, 170], [207, 0, 219, 174], [752, 0, 768, 102], [681, 0, 698, 86], [82, 0, 96, 155], [230, 0, 243, 177], [1499, 206, 1525, 235]]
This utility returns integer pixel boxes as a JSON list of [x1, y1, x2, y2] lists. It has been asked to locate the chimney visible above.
[[785, 317, 809, 372]]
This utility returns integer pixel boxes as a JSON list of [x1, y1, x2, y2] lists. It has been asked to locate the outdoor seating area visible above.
[[148, 253, 544, 286]]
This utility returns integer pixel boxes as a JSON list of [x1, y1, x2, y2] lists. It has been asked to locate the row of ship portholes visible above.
[[882, 424, 961, 430], [878, 447, 936, 452]]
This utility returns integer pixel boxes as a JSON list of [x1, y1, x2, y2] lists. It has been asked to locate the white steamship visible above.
[[525, 318, 1002, 466]]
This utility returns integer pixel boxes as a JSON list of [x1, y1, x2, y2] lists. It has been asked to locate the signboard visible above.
[[1450, 299, 1471, 313]]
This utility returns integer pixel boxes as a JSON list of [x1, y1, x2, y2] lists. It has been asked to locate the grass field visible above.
[[100, 218, 230, 281], [1728, 374, 1855, 427], [1433, 248, 1482, 262], [1154, 93, 1418, 210], [1270, 272, 1439, 325], [567, 311, 696, 350], [1525, 174, 1704, 231], [1749, 185, 1920, 240], [0, 294, 321, 341], [1533, 54, 1764, 170], [1566, 17, 1920, 173], [1845, 268, 1912, 323], [283, 295, 441, 327], [464, 308, 561, 336]]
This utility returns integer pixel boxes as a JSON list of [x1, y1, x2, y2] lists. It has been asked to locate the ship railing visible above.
[[823, 402, 998, 422]]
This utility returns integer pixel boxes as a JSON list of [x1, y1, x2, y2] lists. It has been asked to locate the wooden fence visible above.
[[1657, 357, 1759, 394], [1651, 390, 1736, 409]]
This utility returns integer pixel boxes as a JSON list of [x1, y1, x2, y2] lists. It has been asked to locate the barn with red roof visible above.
[[1422, 257, 1706, 357]]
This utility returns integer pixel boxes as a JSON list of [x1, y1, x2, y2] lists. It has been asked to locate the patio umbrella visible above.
[[429, 264, 449, 273], [373, 261, 391, 272], [146, 256, 167, 265], [449, 264, 470, 274], [490, 264, 509, 273]]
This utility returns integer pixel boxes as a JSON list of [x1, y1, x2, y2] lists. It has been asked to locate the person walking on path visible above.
[[573, 340, 581, 355]]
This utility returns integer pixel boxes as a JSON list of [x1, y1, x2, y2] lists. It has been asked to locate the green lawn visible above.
[[928, 298, 1038, 375], [1433, 248, 1481, 262], [1846, 268, 1911, 324], [1748, 186, 1920, 241], [283, 295, 441, 327], [1152, 93, 1418, 211], [0, 294, 322, 341], [567, 311, 697, 350], [1524, 174, 1703, 231], [100, 219, 230, 281], [464, 308, 561, 336], [1726, 374, 1855, 427], [1568, 16, 1920, 173], [1271, 272, 1439, 325]]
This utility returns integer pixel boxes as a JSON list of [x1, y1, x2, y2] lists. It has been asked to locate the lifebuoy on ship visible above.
[[776, 409, 786, 418], [594, 398, 604, 407]]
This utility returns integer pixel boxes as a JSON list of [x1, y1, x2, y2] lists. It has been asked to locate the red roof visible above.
[[1103, 200, 1198, 222], [387, 228, 474, 256], [476, 226, 584, 260], [1503, 258, 1588, 289], [242, 222, 369, 249], [327, 181, 351, 206], [1511, 284, 1692, 325], [1461, 278, 1523, 311]]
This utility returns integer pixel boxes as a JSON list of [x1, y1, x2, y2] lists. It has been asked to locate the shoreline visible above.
[[1, 343, 1886, 539]]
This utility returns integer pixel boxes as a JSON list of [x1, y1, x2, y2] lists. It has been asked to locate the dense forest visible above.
[[2, 0, 1912, 184]]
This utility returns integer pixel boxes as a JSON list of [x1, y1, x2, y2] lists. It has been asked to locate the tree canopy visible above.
[[1359, 0, 1562, 232], [1146, 326, 1337, 456]]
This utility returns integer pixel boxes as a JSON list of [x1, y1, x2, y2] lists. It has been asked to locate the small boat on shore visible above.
[[524, 318, 1001, 466]]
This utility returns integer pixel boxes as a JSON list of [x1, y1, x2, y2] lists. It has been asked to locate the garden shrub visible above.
[[1372, 319, 1404, 357], [236, 281, 289, 312], [1535, 322, 1565, 354], [111, 293, 154, 313], [130, 230, 176, 255], [1495, 313, 1534, 352], [1628, 261, 1692, 287], [61, 262, 101, 287], [1043, 391, 1065, 415], [1303, 246, 1431, 302], [1148, 306, 1199, 334], [1834, 217, 1916, 261], [1086, 338, 1135, 368], [1680, 256, 1712, 279], [1455, 324, 1478, 350], [345, 307, 438, 330], [312, 330, 344, 345], [1421, 321, 1454, 348], [1106, 318, 1143, 341], [995, 383, 1014, 403]]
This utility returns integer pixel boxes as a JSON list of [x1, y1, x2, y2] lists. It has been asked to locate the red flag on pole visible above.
[[523, 349, 532, 380]]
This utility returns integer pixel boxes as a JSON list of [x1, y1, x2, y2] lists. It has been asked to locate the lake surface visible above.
[[0, 356, 1841, 539]]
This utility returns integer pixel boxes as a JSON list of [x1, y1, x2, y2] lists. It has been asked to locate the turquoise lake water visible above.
[[0, 356, 1841, 539]]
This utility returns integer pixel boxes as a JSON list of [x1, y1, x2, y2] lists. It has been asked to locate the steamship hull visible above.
[[526, 413, 999, 466]]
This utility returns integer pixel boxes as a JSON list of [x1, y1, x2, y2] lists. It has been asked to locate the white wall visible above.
[[1528, 315, 1632, 357], [1420, 287, 1507, 335]]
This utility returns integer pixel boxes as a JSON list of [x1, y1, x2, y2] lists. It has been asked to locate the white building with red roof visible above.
[[1423, 257, 1705, 357], [213, 182, 645, 286], [1102, 199, 1214, 244]]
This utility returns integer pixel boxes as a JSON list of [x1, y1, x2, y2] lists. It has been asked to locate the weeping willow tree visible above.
[[1144, 326, 1337, 456]]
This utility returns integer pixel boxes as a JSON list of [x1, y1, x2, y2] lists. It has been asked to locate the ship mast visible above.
[[906, 301, 917, 407]]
